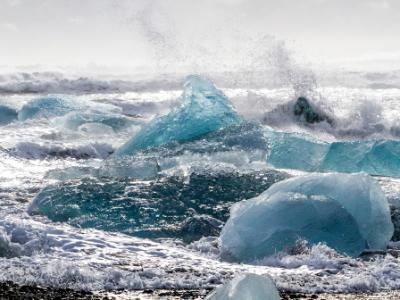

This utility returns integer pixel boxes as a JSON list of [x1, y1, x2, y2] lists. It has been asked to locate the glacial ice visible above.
[[113, 75, 241, 156], [266, 131, 328, 172], [59, 111, 136, 132], [0, 104, 18, 125], [139, 122, 269, 160], [220, 173, 393, 261], [205, 273, 280, 300], [18, 97, 80, 121], [320, 140, 400, 177], [30, 170, 285, 240], [266, 130, 400, 177], [18, 96, 122, 122]]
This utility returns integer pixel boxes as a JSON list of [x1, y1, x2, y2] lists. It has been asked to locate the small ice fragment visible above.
[[205, 273, 280, 300]]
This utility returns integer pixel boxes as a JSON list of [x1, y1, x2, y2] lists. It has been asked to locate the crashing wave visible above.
[[114, 75, 242, 156], [0, 71, 182, 94], [241, 87, 400, 140], [9, 142, 114, 159], [220, 173, 393, 261]]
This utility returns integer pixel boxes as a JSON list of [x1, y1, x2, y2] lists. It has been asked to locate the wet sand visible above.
[[1, 281, 399, 300]]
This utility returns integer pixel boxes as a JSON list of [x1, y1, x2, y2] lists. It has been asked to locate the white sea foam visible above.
[[0, 215, 400, 293], [1, 73, 400, 294]]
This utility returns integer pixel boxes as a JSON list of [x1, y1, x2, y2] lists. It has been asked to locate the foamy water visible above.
[[1, 73, 400, 295]]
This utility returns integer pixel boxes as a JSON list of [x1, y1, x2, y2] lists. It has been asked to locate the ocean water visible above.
[[1, 70, 400, 295]]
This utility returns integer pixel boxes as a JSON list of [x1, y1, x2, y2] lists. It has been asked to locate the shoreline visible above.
[[1, 281, 400, 300]]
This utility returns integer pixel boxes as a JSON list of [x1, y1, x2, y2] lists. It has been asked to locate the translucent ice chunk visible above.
[[205, 273, 280, 300], [18, 96, 121, 121], [59, 111, 135, 132], [266, 130, 400, 177], [220, 173, 393, 261], [320, 140, 400, 177], [30, 170, 285, 241], [114, 75, 241, 156], [266, 130, 328, 172], [18, 97, 79, 121]]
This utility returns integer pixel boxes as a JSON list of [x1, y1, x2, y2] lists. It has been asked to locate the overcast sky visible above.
[[1, 0, 400, 73]]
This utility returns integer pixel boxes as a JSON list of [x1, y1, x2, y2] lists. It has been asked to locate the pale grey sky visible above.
[[1, 0, 399, 72]]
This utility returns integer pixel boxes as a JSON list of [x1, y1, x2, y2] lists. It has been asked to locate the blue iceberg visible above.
[[0, 104, 18, 125], [320, 140, 400, 176], [114, 75, 241, 156], [266, 130, 400, 177], [18, 96, 122, 122], [205, 273, 280, 300], [29, 170, 286, 241], [266, 131, 328, 172], [220, 173, 393, 261], [136, 122, 269, 159], [59, 111, 136, 132], [18, 97, 79, 121]]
